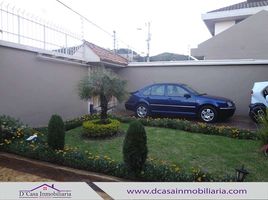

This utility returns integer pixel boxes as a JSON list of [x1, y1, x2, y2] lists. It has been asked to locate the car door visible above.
[[166, 84, 197, 116], [146, 84, 169, 113]]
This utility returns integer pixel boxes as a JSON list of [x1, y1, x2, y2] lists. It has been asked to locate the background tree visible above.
[[78, 67, 128, 123]]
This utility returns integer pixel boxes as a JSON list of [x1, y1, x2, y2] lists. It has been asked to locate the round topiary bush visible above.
[[47, 114, 65, 150], [82, 119, 120, 138], [123, 120, 148, 176]]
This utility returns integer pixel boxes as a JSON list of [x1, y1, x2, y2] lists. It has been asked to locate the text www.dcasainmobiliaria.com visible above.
[[126, 187, 247, 195]]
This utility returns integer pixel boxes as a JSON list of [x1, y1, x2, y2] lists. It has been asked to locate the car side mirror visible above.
[[184, 94, 191, 99]]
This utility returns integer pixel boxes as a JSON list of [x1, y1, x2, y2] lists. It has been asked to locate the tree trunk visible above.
[[100, 94, 108, 123]]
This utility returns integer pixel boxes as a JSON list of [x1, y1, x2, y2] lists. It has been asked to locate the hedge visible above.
[[112, 116, 257, 140], [83, 119, 120, 138]]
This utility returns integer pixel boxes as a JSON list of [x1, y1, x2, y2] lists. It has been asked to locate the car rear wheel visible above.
[[199, 106, 218, 123], [135, 104, 149, 118]]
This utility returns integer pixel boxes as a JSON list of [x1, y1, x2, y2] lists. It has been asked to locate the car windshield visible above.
[[183, 85, 200, 95]]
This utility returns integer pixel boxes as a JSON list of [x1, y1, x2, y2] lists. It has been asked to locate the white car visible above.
[[249, 81, 268, 122]]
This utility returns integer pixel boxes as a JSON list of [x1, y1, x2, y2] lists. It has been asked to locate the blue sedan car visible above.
[[125, 83, 235, 122]]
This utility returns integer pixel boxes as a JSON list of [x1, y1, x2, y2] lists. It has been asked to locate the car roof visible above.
[[147, 83, 186, 87]]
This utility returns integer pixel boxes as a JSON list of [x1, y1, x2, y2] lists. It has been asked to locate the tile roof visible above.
[[209, 0, 268, 13], [85, 41, 128, 66]]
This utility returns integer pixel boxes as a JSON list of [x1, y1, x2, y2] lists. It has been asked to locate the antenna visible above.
[[146, 22, 151, 62], [113, 30, 116, 53]]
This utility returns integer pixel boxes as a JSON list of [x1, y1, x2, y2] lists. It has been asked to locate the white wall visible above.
[[215, 21, 235, 35]]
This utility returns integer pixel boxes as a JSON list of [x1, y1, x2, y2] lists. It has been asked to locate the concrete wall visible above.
[[118, 63, 268, 116], [192, 11, 268, 60], [0, 44, 88, 126]]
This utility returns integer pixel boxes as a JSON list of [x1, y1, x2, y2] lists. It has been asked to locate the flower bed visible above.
[[2, 141, 234, 182], [0, 114, 235, 182], [54, 114, 256, 140]]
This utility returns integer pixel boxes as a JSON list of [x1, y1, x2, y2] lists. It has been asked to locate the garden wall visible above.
[[0, 41, 88, 126], [2, 40, 268, 125], [118, 62, 268, 116]]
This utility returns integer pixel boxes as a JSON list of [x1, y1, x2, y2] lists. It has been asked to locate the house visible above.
[[191, 0, 268, 60], [75, 41, 128, 111], [116, 48, 139, 61], [74, 41, 128, 68], [52, 41, 128, 68]]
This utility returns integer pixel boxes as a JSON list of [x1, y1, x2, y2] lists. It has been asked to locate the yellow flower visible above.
[[104, 155, 110, 160], [174, 167, 180, 172]]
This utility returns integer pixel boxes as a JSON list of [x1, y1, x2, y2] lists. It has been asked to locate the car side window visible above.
[[143, 87, 151, 96], [151, 85, 165, 96], [167, 85, 188, 97]]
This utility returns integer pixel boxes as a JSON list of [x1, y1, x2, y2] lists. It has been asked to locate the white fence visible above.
[[0, 2, 83, 55]]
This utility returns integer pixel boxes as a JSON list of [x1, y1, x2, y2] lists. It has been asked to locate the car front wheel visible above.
[[199, 106, 218, 123], [135, 104, 149, 118], [249, 106, 266, 123]]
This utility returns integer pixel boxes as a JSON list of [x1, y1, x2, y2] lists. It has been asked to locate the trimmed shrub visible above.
[[82, 119, 120, 138], [47, 115, 65, 150], [123, 120, 148, 176]]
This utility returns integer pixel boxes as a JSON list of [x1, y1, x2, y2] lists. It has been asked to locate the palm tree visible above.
[[78, 67, 128, 123]]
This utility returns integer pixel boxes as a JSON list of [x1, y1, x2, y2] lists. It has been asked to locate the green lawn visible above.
[[65, 123, 268, 181]]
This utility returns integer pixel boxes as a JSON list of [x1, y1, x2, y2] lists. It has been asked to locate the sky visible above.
[[1, 0, 243, 56]]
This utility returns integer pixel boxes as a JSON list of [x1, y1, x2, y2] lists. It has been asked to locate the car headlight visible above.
[[227, 101, 233, 107]]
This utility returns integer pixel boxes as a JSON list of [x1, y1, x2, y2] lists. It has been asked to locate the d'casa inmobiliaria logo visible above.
[[19, 183, 72, 199]]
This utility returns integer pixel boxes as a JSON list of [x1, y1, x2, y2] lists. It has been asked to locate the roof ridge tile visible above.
[[208, 0, 268, 13]]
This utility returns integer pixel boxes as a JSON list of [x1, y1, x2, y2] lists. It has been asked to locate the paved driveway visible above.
[[215, 115, 257, 131]]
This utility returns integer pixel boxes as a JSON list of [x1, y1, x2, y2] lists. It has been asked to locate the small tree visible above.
[[78, 67, 128, 123], [257, 109, 268, 155], [123, 120, 148, 176], [47, 114, 65, 150]]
